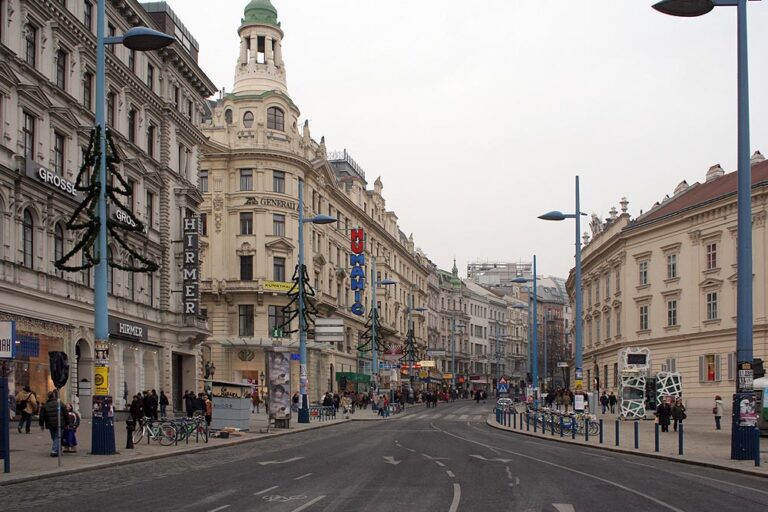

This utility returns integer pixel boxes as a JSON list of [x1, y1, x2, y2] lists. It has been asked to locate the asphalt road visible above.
[[1, 401, 767, 512]]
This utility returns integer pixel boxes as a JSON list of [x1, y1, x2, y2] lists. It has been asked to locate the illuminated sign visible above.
[[350, 228, 365, 316], [183, 216, 200, 316], [264, 281, 293, 292]]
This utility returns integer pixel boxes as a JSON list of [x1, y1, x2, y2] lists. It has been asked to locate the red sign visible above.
[[350, 228, 365, 316]]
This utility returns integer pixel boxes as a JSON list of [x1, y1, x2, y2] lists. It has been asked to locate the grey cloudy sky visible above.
[[167, 0, 768, 279]]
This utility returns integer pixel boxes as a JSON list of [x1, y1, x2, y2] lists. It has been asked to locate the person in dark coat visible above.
[[195, 393, 206, 414], [38, 392, 69, 457], [184, 390, 195, 417], [159, 391, 169, 418], [129, 394, 144, 430], [656, 399, 672, 432], [141, 391, 153, 419], [150, 389, 159, 420], [671, 398, 686, 432], [608, 392, 618, 414]]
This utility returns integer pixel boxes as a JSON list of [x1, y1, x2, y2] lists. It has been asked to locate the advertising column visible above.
[[91, 338, 115, 455]]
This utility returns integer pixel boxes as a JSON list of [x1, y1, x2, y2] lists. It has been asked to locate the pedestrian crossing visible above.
[[402, 406, 491, 423]]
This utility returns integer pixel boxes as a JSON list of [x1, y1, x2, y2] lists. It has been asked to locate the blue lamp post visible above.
[[539, 176, 585, 410], [512, 255, 539, 401], [369, 256, 396, 389], [296, 181, 336, 423], [652, 0, 758, 461], [406, 292, 428, 386], [512, 302, 530, 394]]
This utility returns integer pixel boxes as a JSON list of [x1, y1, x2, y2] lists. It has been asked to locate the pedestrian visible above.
[[38, 391, 68, 457], [14, 385, 38, 434], [195, 393, 206, 415], [377, 395, 386, 417], [142, 391, 153, 420], [292, 391, 300, 412], [129, 394, 144, 430], [159, 390, 169, 418], [656, 399, 672, 432], [62, 403, 80, 453], [204, 394, 213, 427], [713, 395, 724, 430], [150, 389, 159, 420], [608, 391, 617, 414], [671, 397, 686, 432], [475, 389, 481, 404], [184, 390, 195, 417], [600, 392, 608, 414], [251, 391, 261, 414], [563, 391, 572, 413]]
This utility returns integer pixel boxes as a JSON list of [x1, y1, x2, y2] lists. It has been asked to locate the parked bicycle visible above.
[[168, 415, 208, 444], [133, 416, 176, 446]]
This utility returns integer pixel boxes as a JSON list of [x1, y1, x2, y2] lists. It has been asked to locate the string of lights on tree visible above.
[[279, 264, 317, 334], [399, 328, 419, 367], [55, 127, 158, 274], [356, 307, 387, 354]]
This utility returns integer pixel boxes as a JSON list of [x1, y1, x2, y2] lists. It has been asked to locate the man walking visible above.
[[608, 391, 618, 414], [15, 386, 37, 434], [38, 391, 68, 457]]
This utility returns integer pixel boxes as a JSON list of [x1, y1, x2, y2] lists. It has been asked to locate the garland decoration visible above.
[[356, 306, 387, 355], [279, 264, 317, 334]]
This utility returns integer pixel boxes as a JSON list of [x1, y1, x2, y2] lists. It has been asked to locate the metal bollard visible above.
[[678, 422, 684, 455], [125, 419, 135, 450], [634, 421, 639, 450], [514, 411, 517, 429], [615, 420, 620, 447], [526, 412, 530, 431], [571, 418, 576, 439], [560, 416, 565, 438], [585, 420, 589, 442], [756, 429, 761, 468], [654, 423, 659, 452], [551, 416, 555, 436], [599, 419, 603, 444], [534, 413, 537, 433]]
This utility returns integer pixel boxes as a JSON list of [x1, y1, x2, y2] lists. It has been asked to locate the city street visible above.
[[1, 401, 767, 512]]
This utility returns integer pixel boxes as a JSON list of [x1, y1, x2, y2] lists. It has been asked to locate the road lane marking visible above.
[[553, 505, 576, 512], [505, 466, 513, 480], [434, 461, 445, 467], [680, 472, 768, 496], [294, 473, 312, 480], [254, 486, 278, 496], [623, 459, 657, 469], [459, 414, 468, 420], [383, 456, 402, 465], [445, 414, 455, 419], [446, 470, 455, 478], [290, 495, 326, 512], [259, 457, 304, 465], [208, 507, 230, 512], [449, 483, 461, 512], [405, 448, 416, 452], [432, 422, 684, 512], [469, 454, 512, 463]]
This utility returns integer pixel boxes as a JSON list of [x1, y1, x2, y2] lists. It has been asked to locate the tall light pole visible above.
[[369, 257, 395, 390], [652, 0, 759, 461], [296, 180, 336, 423], [540, 176, 584, 410], [512, 301, 530, 395], [512, 255, 539, 400], [406, 291, 428, 388]]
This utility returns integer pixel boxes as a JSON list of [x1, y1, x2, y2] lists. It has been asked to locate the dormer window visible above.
[[267, 107, 284, 131], [243, 111, 254, 128]]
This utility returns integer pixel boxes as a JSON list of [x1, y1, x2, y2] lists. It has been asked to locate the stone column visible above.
[[250, 35, 258, 64], [266, 37, 273, 65], [239, 37, 247, 65], [275, 41, 283, 67]]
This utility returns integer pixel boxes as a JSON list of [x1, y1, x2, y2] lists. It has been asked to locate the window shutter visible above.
[[715, 354, 722, 382], [699, 356, 705, 382], [661, 362, 668, 373], [727, 353, 736, 381], [671, 358, 676, 373]]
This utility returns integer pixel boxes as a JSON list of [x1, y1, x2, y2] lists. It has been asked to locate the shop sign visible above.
[[264, 281, 293, 292], [349, 228, 365, 316], [108, 205, 147, 235], [94, 366, 109, 395], [108, 316, 149, 341], [183, 215, 200, 316], [212, 385, 246, 399], [244, 196, 298, 211], [25, 160, 81, 201], [0, 320, 16, 359]]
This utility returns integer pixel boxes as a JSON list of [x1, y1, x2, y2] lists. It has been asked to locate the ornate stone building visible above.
[[568, 154, 768, 408], [0, 0, 215, 414], [199, 0, 431, 401]]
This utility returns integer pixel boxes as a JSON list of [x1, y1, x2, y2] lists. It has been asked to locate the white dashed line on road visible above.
[[294, 473, 312, 480], [434, 461, 445, 467], [623, 459, 657, 469], [254, 486, 278, 496], [449, 483, 461, 512], [446, 470, 455, 478], [680, 473, 768, 496], [208, 506, 230, 512], [290, 495, 326, 512]]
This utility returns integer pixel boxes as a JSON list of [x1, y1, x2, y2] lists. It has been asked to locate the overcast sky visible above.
[[167, 0, 768, 279]]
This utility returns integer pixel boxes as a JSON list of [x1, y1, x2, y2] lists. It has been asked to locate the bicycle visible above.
[[170, 416, 208, 444], [132, 417, 176, 446]]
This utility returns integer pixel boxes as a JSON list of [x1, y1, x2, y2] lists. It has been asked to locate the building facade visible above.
[[569, 155, 768, 408], [198, 0, 431, 402], [0, 0, 214, 415]]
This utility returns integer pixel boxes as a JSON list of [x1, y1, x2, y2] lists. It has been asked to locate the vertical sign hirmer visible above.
[[350, 228, 365, 316], [183, 216, 200, 316]]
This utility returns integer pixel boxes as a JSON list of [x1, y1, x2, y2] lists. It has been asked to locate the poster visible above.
[[94, 366, 109, 395], [267, 351, 291, 420], [739, 393, 758, 427], [574, 394, 585, 412], [95, 342, 109, 367]]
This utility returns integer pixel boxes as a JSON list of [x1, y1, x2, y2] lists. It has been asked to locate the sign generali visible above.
[[350, 228, 365, 316]]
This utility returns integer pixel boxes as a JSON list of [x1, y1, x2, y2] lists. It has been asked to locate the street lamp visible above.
[[369, 257, 396, 391], [296, 180, 336, 423], [512, 302, 529, 394], [91, 0, 173, 455], [405, 292, 428, 389], [512, 255, 540, 401], [538, 176, 585, 410], [652, 0, 758, 462]]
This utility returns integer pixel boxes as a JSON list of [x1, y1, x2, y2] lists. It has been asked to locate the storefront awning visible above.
[[335, 371, 371, 384]]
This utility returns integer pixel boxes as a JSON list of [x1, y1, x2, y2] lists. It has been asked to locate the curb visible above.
[[0, 419, 349, 487], [484, 414, 767, 479]]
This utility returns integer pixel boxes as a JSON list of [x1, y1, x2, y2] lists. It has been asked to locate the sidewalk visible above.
[[0, 411, 347, 485], [488, 407, 768, 477]]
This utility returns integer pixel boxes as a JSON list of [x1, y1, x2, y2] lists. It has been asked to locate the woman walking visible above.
[[656, 399, 672, 433], [713, 395, 724, 430], [671, 398, 686, 432], [62, 403, 80, 453]]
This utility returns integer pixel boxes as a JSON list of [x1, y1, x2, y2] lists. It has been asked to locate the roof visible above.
[[242, 0, 279, 28], [630, 160, 768, 229]]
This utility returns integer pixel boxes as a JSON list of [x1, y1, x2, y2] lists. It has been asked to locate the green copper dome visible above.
[[242, 0, 279, 28]]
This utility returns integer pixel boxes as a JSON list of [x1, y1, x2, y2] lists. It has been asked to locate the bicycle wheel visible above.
[[589, 421, 599, 435], [198, 424, 208, 443], [132, 427, 144, 445], [159, 423, 176, 446]]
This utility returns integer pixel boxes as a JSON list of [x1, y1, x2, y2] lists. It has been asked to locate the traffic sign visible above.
[[497, 377, 509, 393]]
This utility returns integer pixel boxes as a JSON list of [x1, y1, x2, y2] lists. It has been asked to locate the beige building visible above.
[[0, 0, 214, 414], [199, 0, 431, 401], [569, 155, 768, 408]]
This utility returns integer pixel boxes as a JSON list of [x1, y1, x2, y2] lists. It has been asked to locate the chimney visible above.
[[706, 164, 725, 183]]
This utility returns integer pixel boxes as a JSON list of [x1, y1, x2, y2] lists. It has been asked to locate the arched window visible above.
[[54, 223, 64, 276], [267, 107, 284, 131], [107, 247, 114, 294], [224, 109, 233, 125], [127, 257, 135, 301], [22, 209, 34, 268], [243, 111, 254, 128], [82, 249, 91, 287]]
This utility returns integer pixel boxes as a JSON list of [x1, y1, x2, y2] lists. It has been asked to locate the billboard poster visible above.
[[739, 393, 758, 427], [267, 351, 291, 420], [0, 321, 15, 359], [94, 366, 109, 395]]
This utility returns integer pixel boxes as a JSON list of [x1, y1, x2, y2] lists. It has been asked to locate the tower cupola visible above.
[[233, 0, 287, 95]]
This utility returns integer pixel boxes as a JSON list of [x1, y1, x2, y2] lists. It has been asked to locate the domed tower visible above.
[[233, 0, 287, 95]]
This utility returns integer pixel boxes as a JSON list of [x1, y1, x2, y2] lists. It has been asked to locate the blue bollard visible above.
[[534, 414, 537, 433], [655, 423, 659, 452], [560, 416, 564, 438], [551, 416, 555, 436], [634, 421, 639, 449], [756, 429, 761, 468], [679, 422, 684, 455], [599, 419, 603, 444], [585, 420, 589, 442], [615, 420, 620, 447], [513, 411, 517, 429]]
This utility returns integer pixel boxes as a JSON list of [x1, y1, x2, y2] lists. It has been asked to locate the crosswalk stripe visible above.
[[444, 414, 455, 419], [459, 414, 468, 420]]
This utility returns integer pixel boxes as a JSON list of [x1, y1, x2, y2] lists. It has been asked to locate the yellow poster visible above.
[[94, 366, 109, 395], [264, 281, 293, 292]]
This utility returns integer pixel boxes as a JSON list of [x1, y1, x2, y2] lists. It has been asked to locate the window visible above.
[[224, 109, 233, 125], [22, 112, 35, 158], [240, 212, 253, 234], [53, 132, 65, 175], [706, 242, 718, 270], [273, 170, 285, 193], [596, 281, 600, 302], [128, 49, 135, 72], [83, 1, 93, 32], [187, 100, 193, 121], [83, 72, 93, 110], [269, 305, 290, 337], [667, 299, 678, 327], [706, 292, 718, 320], [239, 255, 253, 281], [127, 108, 137, 143], [127, 258, 134, 301], [148, 273, 154, 306], [55, 49, 67, 89], [667, 254, 678, 279], [25, 24, 36, 67], [615, 269, 621, 292], [243, 111, 254, 128], [616, 309, 621, 336], [700, 353, 720, 382], [200, 213, 207, 236], [267, 107, 284, 131], [199, 171, 208, 192], [272, 214, 285, 237], [638, 261, 648, 285], [54, 223, 64, 276], [173, 86, 180, 108], [107, 24, 116, 54], [238, 305, 254, 336], [145, 191, 154, 228], [81, 250, 91, 287], [146, 63, 154, 91], [240, 169, 253, 191], [147, 123, 155, 158], [105, 247, 114, 293], [639, 304, 649, 331], [605, 314, 611, 339], [605, 274, 610, 298], [595, 317, 601, 341], [107, 91, 115, 127], [272, 257, 288, 284]]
